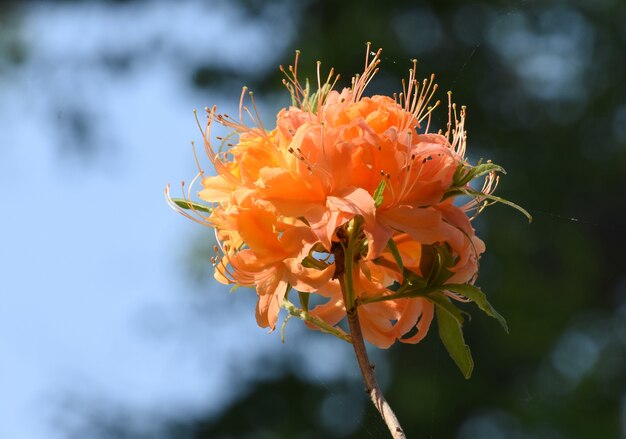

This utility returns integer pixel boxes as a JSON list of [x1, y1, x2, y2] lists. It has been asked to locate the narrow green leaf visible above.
[[436, 302, 474, 379], [373, 178, 387, 208], [452, 163, 466, 186], [386, 238, 404, 272], [444, 283, 509, 333], [470, 162, 506, 178], [461, 189, 532, 222], [171, 198, 212, 213]]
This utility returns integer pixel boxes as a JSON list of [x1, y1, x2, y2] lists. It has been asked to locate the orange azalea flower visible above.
[[214, 203, 334, 329], [237, 53, 468, 260], [166, 48, 530, 436], [167, 44, 521, 356]]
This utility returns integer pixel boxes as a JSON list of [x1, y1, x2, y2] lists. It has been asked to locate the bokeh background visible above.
[[2, 0, 626, 438]]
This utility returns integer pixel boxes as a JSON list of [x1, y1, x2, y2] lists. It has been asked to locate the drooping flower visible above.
[[167, 45, 528, 375]]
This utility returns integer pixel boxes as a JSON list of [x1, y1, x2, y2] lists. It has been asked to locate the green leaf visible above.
[[373, 178, 387, 208], [444, 284, 509, 333], [436, 302, 474, 379], [298, 291, 310, 312], [428, 291, 465, 325], [171, 198, 212, 213], [461, 188, 532, 222], [386, 238, 404, 272]]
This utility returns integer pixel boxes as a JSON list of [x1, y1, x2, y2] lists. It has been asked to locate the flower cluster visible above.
[[168, 47, 527, 375]]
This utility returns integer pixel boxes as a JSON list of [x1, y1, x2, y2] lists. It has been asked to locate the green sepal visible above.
[[386, 238, 404, 272], [301, 244, 330, 270], [453, 161, 506, 188], [300, 80, 331, 114], [436, 300, 474, 379], [373, 178, 387, 208], [443, 284, 508, 333], [171, 198, 212, 213], [285, 82, 298, 107], [422, 244, 455, 286], [301, 255, 328, 270], [298, 291, 310, 312], [396, 271, 429, 298]]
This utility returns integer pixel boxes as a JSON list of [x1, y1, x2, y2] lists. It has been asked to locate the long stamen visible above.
[[164, 183, 209, 226], [248, 91, 268, 136], [200, 107, 240, 185], [191, 141, 204, 176], [462, 170, 500, 215], [353, 48, 382, 102], [239, 86, 247, 122]]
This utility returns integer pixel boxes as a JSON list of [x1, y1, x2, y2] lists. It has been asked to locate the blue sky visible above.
[[0, 2, 325, 437]]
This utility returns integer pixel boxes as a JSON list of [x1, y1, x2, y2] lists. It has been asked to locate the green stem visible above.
[[337, 218, 406, 439], [359, 284, 442, 305], [342, 220, 360, 309], [281, 298, 352, 343]]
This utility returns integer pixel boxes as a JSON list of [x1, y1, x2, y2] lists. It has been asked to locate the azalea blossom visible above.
[[167, 44, 527, 355], [167, 45, 532, 439]]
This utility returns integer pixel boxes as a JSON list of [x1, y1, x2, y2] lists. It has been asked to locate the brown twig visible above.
[[334, 240, 406, 439]]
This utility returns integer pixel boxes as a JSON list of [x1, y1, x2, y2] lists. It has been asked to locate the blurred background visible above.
[[1, 0, 625, 438]]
